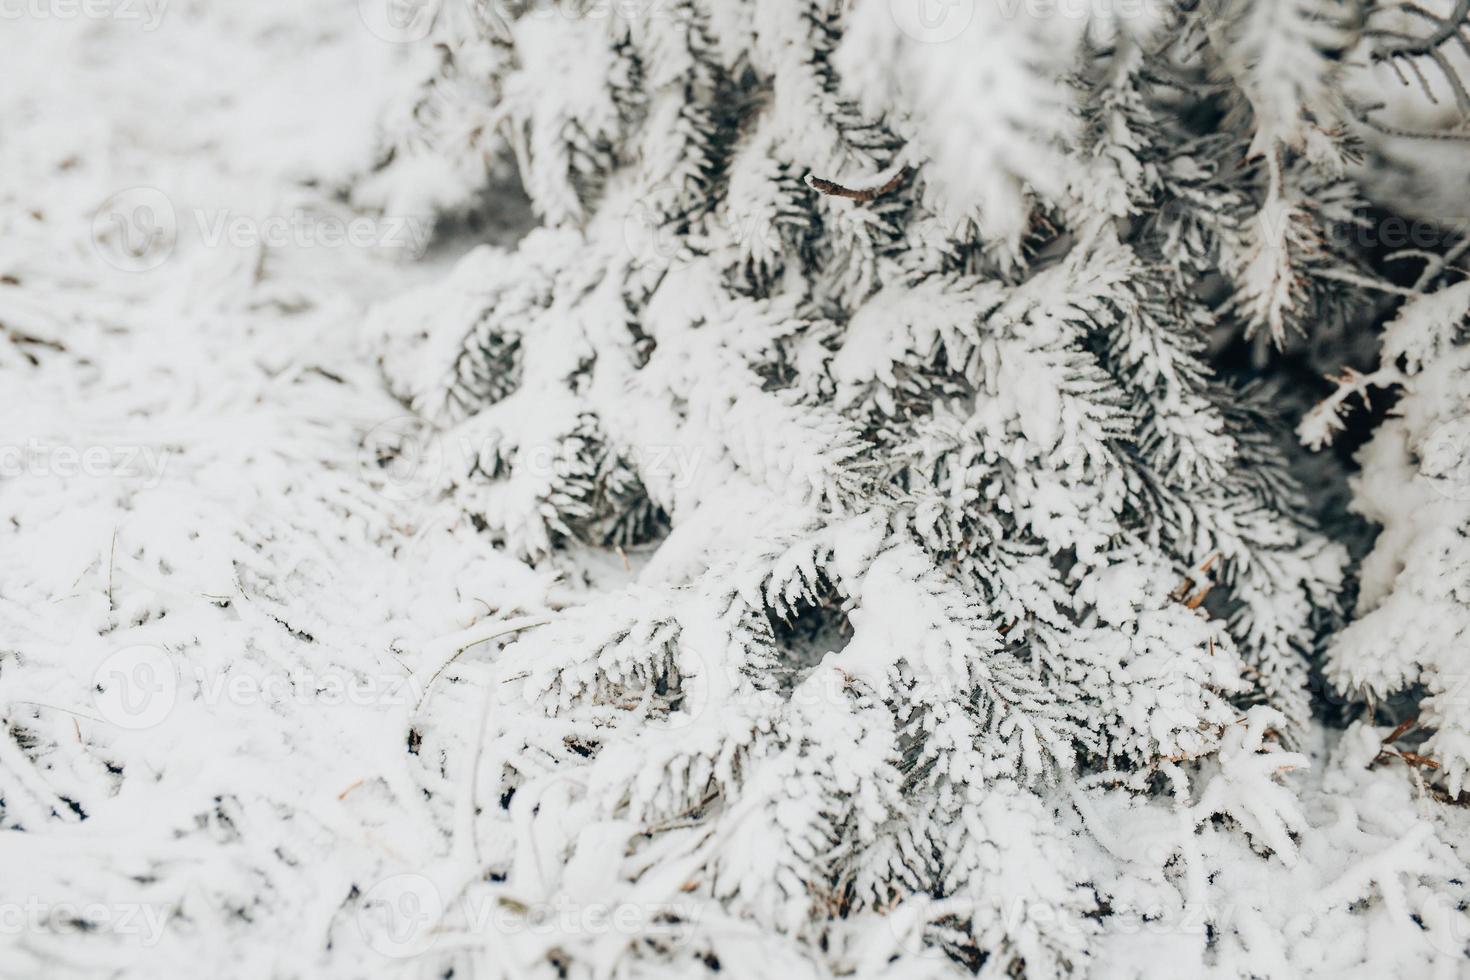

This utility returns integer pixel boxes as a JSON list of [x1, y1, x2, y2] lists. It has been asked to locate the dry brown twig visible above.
[[804, 168, 907, 202], [1171, 553, 1221, 608], [1373, 716, 1449, 776]]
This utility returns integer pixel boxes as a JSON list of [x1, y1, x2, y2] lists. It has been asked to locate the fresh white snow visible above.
[[4, 3, 1470, 979]]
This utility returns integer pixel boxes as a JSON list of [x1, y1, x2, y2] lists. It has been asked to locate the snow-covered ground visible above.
[[5, 4, 1470, 980], [0, 5, 581, 976]]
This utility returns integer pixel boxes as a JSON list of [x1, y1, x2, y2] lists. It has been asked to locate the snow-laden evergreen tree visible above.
[[1291, 0, 1470, 803], [1303, 278, 1470, 799], [350, 0, 1470, 975]]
